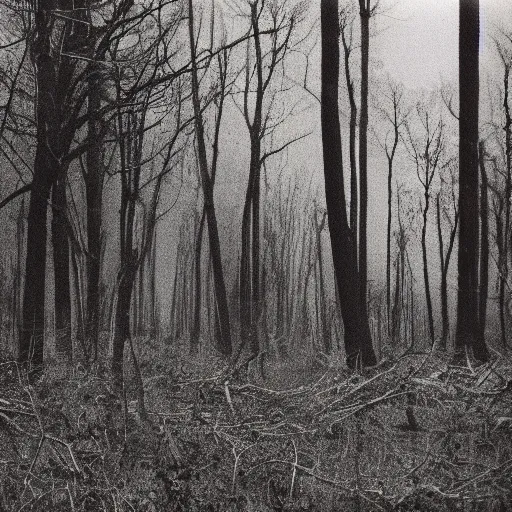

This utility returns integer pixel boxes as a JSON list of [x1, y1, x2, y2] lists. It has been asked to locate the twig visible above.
[[45, 435, 81, 475], [224, 380, 236, 417], [289, 439, 298, 499]]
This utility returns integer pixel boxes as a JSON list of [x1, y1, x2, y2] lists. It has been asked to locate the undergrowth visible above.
[[1, 340, 512, 511]]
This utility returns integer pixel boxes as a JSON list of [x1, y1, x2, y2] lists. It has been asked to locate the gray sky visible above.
[[376, 0, 510, 88]]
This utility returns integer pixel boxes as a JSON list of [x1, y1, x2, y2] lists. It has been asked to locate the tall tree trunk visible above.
[[85, 67, 103, 362], [240, 184, 253, 347], [500, 64, 511, 347], [71, 248, 87, 357], [340, 23, 358, 240], [386, 164, 393, 331], [421, 191, 435, 344], [391, 257, 400, 342], [112, 268, 136, 389], [19, 146, 53, 370], [52, 174, 72, 360], [19, 0, 57, 372], [251, 155, 261, 356], [358, 0, 371, 309], [314, 210, 330, 352], [240, 2, 264, 358], [321, 0, 376, 368], [188, 0, 232, 356], [456, 0, 489, 361], [148, 228, 157, 336], [191, 208, 205, 354], [478, 142, 489, 350], [437, 196, 448, 349]]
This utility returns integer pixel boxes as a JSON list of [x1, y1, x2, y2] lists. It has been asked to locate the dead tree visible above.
[[188, 0, 232, 356], [191, 39, 232, 354], [436, 163, 459, 350], [377, 78, 407, 330], [237, 0, 306, 359], [405, 100, 445, 345], [391, 186, 414, 348], [492, 37, 512, 348], [18, 0, 89, 372]]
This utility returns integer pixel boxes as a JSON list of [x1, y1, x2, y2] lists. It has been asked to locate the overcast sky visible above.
[[376, 0, 510, 89]]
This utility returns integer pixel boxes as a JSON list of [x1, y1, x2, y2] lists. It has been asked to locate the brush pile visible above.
[[1, 347, 512, 511]]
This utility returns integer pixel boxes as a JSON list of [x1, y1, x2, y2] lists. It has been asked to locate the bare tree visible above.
[[405, 99, 445, 345], [358, 0, 378, 308], [18, 0, 89, 373], [490, 35, 512, 348], [478, 141, 489, 353], [339, 4, 358, 236], [235, 0, 306, 360], [188, 0, 232, 356], [376, 77, 407, 330], [436, 162, 459, 350], [191, 37, 232, 354], [321, 0, 376, 368]]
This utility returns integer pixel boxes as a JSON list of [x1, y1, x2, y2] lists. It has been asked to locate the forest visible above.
[[0, 0, 512, 509]]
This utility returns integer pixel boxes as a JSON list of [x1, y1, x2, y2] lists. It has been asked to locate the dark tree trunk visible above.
[[437, 197, 448, 350], [19, 0, 58, 372], [251, 156, 261, 355], [478, 142, 489, 350], [112, 268, 136, 389], [19, 148, 53, 370], [358, 0, 371, 309], [191, 208, 206, 354], [340, 23, 358, 239], [52, 175, 72, 360], [421, 191, 435, 344], [240, 2, 264, 358], [148, 228, 157, 336], [436, 195, 458, 350], [456, 0, 489, 361], [386, 164, 393, 331], [188, 0, 232, 356], [321, 0, 376, 368], [314, 210, 330, 352], [85, 68, 103, 362], [71, 247, 86, 357], [240, 183, 253, 347], [391, 257, 400, 342], [500, 64, 511, 348]]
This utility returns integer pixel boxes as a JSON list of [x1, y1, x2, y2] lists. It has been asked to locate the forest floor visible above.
[[1, 340, 512, 511]]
